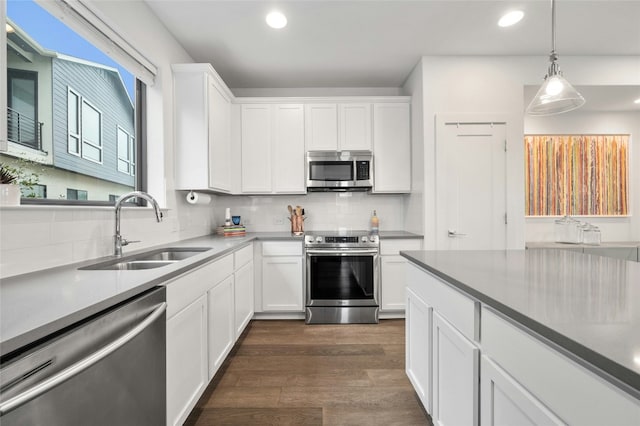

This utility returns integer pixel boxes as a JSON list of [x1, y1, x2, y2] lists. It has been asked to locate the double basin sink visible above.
[[80, 247, 210, 271]]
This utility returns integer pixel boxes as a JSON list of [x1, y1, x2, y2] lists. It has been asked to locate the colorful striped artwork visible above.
[[524, 135, 629, 216]]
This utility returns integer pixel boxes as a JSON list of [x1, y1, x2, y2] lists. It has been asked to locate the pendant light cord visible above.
[[551, 0, 556, 55]]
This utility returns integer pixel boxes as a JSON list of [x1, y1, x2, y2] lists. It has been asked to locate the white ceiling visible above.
[[145, 0, 640, 90]]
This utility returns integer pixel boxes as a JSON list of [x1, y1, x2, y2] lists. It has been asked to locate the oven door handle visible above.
[[305, 249, 379, 256]]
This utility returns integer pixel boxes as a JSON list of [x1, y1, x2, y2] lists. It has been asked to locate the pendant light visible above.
[[526, 0, 585, 115]]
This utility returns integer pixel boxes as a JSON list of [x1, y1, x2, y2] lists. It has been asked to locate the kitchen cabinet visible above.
[[234, 244, 254, 337], [432, 311, 479, 426], [241, 104, 272, 193], [373, 102, 411, 193], [305, 103, 372, 151], [305, 104, 338, 151], [240, 104, 305, 194], [165, 244, 255, 426], [380, 238, 422, 312], [405, 288, 432, 412], [166, 294, 207, 426], [406, 262, 479, 426], [208, 275, 234, 379], [482, 306, 640, 426], [173, 63, 232, 193], [481, 355, 564, 426], [261, 241, 304, 312]]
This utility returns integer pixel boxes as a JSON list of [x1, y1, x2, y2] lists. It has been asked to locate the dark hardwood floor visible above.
[[185, 319, 433, 426]]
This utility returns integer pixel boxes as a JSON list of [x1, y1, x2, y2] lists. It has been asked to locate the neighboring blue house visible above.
[[5, 19, 135, 200]]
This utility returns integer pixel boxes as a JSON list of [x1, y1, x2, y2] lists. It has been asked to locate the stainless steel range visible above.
[[304, 231, 380, 324]]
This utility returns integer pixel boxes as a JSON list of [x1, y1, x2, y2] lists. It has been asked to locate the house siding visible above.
[[52, 58, 135, 187]]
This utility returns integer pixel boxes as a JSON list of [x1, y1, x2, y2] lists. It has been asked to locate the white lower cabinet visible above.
[[166, 244, 255, 426], [481, 355, 564, 426], [234, 260, 254, 337], [208, 275, 235, 379], [261, 241, 303, 312], [405, 288, 432, 412], [166, 294, 208, 426], [380, 238, 422, 312], [432, 311, 479, 426]]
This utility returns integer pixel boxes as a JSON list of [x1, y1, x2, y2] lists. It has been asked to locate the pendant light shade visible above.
[[526, 0, 585, 115]]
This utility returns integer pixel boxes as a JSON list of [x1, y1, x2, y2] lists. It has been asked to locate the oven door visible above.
[[305, 248, 379, 307]]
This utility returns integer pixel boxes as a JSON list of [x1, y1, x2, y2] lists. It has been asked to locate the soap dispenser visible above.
[[370, 210, 379, 234]]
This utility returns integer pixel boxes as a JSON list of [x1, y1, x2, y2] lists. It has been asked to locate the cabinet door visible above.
[[432, 311, 479, 426], [305, 104, 338, 151], [208, 275, 235, 379], [381, 255, 408, 311], [208, 78, 231, 192], [373, 103, 411, 193], [273, 104, 305, 193], [241, 104, 272, 192], [406, 288, 432, 413], [481, 356, 565, 426], [339, 103, 372, 151], [166, 294, 208, 426], [234, 261, 254, 338], [262, 256, 303, 311]]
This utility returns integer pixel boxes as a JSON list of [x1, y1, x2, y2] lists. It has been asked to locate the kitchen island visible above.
[[401, 249, 640, 426]]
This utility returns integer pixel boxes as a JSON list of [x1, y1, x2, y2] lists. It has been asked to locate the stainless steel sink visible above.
[[79, 247, 210, 270]]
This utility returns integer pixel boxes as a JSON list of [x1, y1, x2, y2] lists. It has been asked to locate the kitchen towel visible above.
[[186, 191, 211, 205]]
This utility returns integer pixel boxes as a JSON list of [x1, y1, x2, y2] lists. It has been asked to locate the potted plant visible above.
[[0, 163, 21, 206]]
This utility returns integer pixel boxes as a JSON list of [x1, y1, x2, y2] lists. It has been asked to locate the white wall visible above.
[[416, 55, 640, 250], [525, 111, 640, 242]]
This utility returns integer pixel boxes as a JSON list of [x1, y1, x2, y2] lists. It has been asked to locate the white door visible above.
[[273, 104, 305, 193], [208, 275, 235, 379], [436, 120, 507, 249]]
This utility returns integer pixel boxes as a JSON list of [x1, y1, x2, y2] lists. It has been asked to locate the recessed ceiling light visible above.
[[266, 11, 287, 29], [634, 98, 640, 104], [6, 23, 15, 33], [498, 10, 524, 27]]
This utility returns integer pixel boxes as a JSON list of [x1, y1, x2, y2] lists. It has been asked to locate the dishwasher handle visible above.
[[0, 301, 167, 416]]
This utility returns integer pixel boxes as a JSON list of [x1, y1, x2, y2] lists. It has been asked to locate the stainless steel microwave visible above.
[[306, 151, 373, 191]]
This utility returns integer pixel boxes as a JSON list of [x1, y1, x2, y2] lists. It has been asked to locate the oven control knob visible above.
[[361, 236, 368, 243], [369, 235, 378, 243], [315, 236, 323, 243]]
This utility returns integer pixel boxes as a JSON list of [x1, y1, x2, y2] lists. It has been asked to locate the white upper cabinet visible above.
[[305, 103, 373, 151], [173, 63, 232, 193], [273, 104, 305, 193], [305, 104, 338, 151], [339, 103, 372, 151], [241, 104, 272, 193], [373, 102, 411, 193], [240, 104, 305, 194]]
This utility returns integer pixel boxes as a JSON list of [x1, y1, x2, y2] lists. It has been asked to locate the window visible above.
[[80, 99, 102, 163], [67, 188, 88, 200], [7, 69, 39, 150], [525, 135, 629, 216], [4, 0, 152, 205], [20, 183, 46, 198], [117, 126, 135, 175], [67, 88, 80, 155]]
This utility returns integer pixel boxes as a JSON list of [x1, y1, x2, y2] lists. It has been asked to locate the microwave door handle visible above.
[[306, 249, 379, 255]]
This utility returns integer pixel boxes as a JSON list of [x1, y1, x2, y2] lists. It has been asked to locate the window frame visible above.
[[79, 97, 103, 164], [116, 125, 135, 175], [7, 68, 40, 150], [67, 87, 81, 156]]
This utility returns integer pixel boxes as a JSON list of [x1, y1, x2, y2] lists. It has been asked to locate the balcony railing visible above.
[[7, 107, 43, 151]]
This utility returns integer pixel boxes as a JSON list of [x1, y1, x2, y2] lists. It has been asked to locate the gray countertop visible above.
[[0, 230, 416, 358], [526, 241, 640, 249], [400, 249, 640, 396]]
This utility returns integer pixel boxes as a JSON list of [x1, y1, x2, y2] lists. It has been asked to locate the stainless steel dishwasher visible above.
[[0, 287, 166, 426]]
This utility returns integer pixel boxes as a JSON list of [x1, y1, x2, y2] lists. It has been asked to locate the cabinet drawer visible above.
[[380, 238, 422, 255], [234, 243, 253, 269], [406, 263, 477, 342], [166, 254, 234, 318], [482, 307, 640, 425], [262, 241, 302, 256]]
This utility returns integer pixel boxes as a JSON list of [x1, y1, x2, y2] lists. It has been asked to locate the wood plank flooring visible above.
[[185, 319, 432, 426]]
